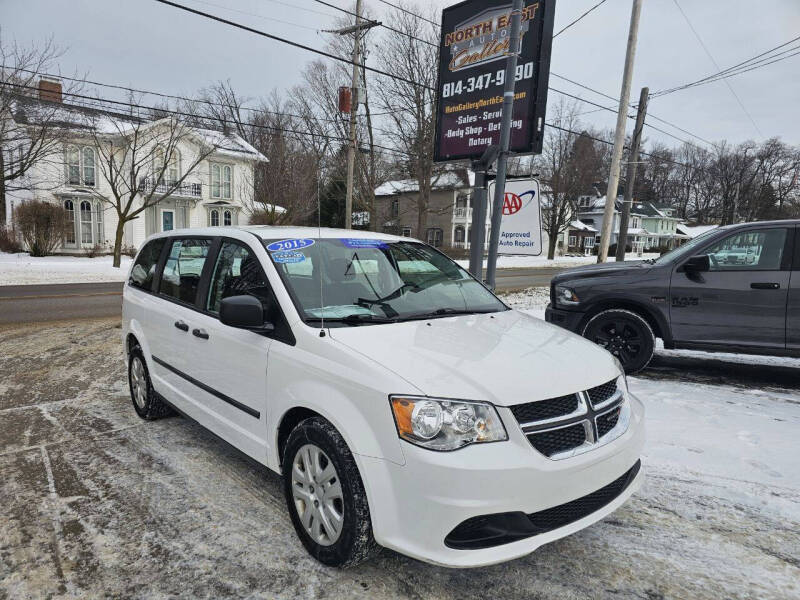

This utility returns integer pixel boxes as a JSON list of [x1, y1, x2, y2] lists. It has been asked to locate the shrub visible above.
[[249, 207, 286, 225], [85, 243, 104, 258], [0, 226, 24, 253], [14, 201, 68, 257], [608, 242, 632, 256], [121, 244, 138, 258]]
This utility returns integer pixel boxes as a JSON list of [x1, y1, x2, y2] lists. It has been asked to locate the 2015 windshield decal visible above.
[[267, 238, 315, 252]]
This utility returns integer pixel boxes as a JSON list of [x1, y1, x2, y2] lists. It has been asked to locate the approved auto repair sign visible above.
[[488, 178, 543, 255], [433, 0, 555, 162]]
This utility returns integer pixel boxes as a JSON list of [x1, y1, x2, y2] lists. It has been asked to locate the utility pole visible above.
[[485, 0, 524, 290], [615, 86, 649, 262], [328, 1, 379, 230], [597, 0, 643, 263], [468, 145, 500, 281]]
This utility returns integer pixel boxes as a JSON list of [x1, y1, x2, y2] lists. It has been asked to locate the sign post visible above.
[[433, 0, 555, 280]]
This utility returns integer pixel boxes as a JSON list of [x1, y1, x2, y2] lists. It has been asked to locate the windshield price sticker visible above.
[[267, 238, 315, 253], [271, 251, 306, 264], [340, 239, 388, 249]]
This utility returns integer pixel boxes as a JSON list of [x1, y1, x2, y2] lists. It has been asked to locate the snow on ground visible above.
[[0, 252, 131, 285], [456, 253, 660, 270]]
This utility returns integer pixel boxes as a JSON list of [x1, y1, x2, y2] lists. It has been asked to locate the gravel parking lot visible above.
[[1, 317, 798, 599]]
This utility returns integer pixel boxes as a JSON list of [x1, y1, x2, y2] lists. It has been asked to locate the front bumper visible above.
[[356, 393, 645, 568], [545, 303, 585, 333]]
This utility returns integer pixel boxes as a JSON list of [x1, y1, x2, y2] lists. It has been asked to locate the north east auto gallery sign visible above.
[[433, 0, 555, 162]]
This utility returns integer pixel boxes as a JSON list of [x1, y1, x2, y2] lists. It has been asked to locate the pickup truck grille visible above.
[[511, 378, 629, 459]]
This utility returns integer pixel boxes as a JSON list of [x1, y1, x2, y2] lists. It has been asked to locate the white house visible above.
[[4, 79, 267, 253]]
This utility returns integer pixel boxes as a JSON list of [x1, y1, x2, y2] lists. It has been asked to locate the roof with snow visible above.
[[375, 170, 474, 197], [9, 95, 267, 163], [569, 220, 597, 232]]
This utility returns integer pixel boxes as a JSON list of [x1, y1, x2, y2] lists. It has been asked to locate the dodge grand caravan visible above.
[[123, 226, 644, 568]]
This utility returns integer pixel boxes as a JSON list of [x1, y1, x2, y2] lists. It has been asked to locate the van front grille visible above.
[[509, 378, 628, 460]]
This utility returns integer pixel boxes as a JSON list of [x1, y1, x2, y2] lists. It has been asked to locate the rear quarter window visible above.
[[129, 238, 166, 291]]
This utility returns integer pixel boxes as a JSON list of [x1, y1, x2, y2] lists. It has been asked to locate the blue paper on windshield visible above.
[[340, 238, 388, 249], [272, 251, 306, 264]]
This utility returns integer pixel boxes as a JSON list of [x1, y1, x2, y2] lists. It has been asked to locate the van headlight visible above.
[[555, 284, 580, 306], [390, 396, 508, 451]]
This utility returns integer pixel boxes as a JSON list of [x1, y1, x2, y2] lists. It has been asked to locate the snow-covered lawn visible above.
[[456, 252, 661, 270], [0, 252, 132, 286]]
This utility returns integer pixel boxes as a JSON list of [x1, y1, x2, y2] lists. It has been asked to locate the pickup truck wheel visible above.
[[582, 309, 655, 374], [282, 417, 380, 568], [128, 347, 172, 420]]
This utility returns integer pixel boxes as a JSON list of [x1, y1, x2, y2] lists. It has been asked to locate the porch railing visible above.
[[138, 178, 202, 198]]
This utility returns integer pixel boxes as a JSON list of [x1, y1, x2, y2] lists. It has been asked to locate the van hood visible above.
[[328, 310, 620, 406]]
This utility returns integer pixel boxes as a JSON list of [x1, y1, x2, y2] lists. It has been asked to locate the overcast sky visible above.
[[2, 0, 799, 150]]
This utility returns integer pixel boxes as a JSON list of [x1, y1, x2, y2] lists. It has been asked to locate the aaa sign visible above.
[[489, 178, 542, 255]]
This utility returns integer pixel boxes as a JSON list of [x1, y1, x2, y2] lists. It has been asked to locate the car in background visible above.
[[546, 220, 800, 372]]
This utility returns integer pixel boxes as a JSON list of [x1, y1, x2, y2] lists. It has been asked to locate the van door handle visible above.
[[751, 282, 780, 290], [174, 320, 189, 332], [192, 328, 209, 340]]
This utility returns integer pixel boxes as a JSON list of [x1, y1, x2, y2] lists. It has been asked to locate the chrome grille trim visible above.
[[513, 384, 630, 461]]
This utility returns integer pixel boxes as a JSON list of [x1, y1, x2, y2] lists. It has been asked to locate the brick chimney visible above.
[[38, 77, 62, 103]]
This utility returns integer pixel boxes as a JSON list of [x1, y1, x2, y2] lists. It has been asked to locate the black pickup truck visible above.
[[545, 219, 800, 372]]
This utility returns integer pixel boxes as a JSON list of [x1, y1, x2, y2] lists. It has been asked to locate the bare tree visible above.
[[373, 3, 441, 237], [87, 108, 217, 267], [0, 33, 83, 225]]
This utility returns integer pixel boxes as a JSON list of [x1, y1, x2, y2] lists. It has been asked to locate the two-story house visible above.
[[4, 79, 266, 253]]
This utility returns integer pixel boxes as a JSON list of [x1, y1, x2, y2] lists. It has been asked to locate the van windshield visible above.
[[263, 237, 507, 326]]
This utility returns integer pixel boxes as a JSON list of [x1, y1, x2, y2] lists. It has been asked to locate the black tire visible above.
[[582, 309, 655, 374], [128, 346, 172, 420], [282, 417, 380, 568]]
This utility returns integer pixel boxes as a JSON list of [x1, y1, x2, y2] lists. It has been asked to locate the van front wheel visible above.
[[282, 417, 379, 567], [582, 309, 655, 373]]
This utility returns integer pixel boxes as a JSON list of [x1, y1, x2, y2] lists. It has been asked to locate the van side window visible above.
[[129, 238, 166, 291], [207, 241, 273, 315], [160, 238, 212, 304]]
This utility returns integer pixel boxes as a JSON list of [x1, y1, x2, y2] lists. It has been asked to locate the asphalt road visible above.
[[0, 282, 123, 324], [0, 267, 566, 324]]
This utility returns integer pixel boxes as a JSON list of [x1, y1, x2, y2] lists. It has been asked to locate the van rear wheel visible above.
[[282, 417, 380, 567], [128, 347, 171, 420], [582, 309, 655, 374]]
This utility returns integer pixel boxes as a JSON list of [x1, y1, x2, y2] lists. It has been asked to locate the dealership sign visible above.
[[488, 178, 542, 255], [433, 0, 555, 163]]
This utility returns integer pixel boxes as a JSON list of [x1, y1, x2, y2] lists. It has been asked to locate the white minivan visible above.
[[122, 226, 644, 568]]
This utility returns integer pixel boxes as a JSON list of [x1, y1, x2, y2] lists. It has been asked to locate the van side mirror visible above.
[[220, 295, 274, 333], [683, 254, 710, 273]]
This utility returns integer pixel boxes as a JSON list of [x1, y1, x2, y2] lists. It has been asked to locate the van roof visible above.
[[149, 226, 411, 242]]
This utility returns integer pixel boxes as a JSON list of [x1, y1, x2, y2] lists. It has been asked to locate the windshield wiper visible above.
[[306, 314, 396, 326], [397, 308, 497, 322]]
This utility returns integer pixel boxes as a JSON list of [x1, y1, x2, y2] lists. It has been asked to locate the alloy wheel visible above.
[[130, 356, 148, 410], [291, 444, 344, 546]]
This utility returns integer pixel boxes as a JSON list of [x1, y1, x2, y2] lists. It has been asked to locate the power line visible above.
[[371, 0, 439, 27], [188, 0, 323, 31], [671, 0, 762, 137], [6, 82, 416, 159], [652, 43, 800, 98], [553, 0, 610, 38], [151, 0, 433, 91]]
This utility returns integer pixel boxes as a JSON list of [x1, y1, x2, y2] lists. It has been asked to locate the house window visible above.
[[568, 235, 577, 247], [64, 200, 75, 245], [158, 148, 180, 184], [401, 227, 411, 238], [66, 145, 96, 187], [223, 210, 232, 226], [454, 225, 465, 243], [584, 236, 595, 248], [80, 200, 93, 244], [426, 228, 443, 248], [210, 163, 232, 199], [210, 209, 220, 227], [391, 199, 399, 218]]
